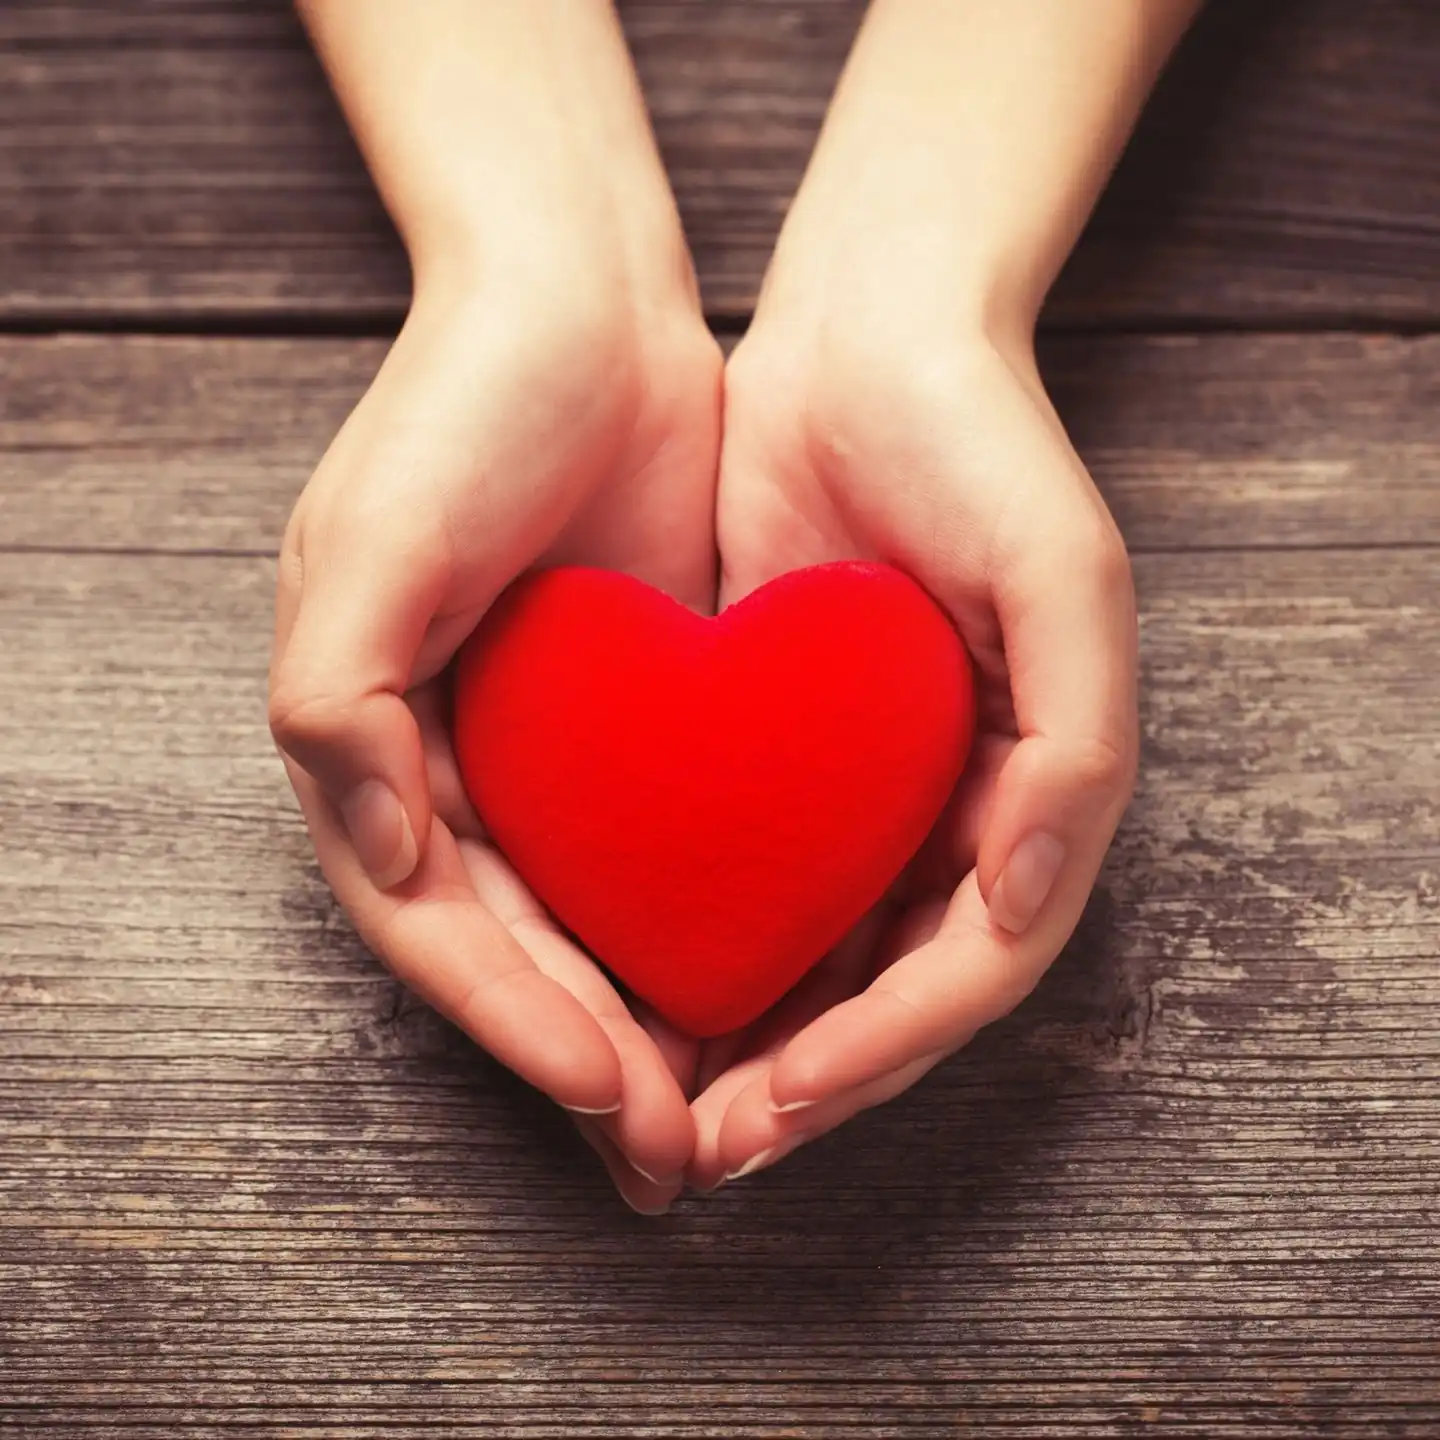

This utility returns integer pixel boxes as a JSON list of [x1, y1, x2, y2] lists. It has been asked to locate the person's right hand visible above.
[[268, 263, 721, 1215]]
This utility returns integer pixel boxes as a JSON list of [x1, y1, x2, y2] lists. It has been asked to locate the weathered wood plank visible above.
[[0, 545, 1436, 1434], [0, 0, 1436, 324], [2, 0, 1437, 1430], [3, 333, 1437, 557]]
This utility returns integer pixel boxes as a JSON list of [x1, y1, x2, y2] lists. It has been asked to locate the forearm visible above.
[[762, 0, 1202, 339], [297, 0, 694, 309]]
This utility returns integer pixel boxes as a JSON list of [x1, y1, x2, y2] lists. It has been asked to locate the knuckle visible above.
[[267, 683, 357, 759], [1059, 506, 1133, 597], [1069, 732, 1138, 801], [279, 500, 307, 561], [274, 543, 305, 617], [1091, 527, 1135, 599]]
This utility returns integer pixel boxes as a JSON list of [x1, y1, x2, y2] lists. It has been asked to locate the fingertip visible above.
[[975, 734, 1133, 948], [541, 1029, 624, 1117], [715, 1074, 832, 1182], [620, 1192, 676, 1219], [731, 1047, 955, 1183], [686, 1052, 773, 1189], [769, 1096, 818, 1117], [723, 1128, 816, 1183], [510, 991, 628, 1118], [601, 1020, 696, 1185], [573, 1117, 681, 1217], [713, 1073, 790, 1184], [987, 830, 1066, 935], [339, 779, 420, 890], [270, 684, 435, 892], [766, 994, 881, 1106], [440, 961, 624, 1117], [628, 1158, 684, 1188]]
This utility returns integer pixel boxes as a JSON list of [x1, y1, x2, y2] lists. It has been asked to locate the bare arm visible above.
[[295, 0, 694, 309], [763, 0, 1203, 343]]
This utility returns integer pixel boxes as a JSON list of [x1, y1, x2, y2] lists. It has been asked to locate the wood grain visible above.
[[3, 0, 1439, 1425], [1, 0, 1437, 324], [2, 499, 1438, 1432], [4, 332, 1438, 557]]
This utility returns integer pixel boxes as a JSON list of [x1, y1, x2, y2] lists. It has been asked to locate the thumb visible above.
[[977, 482, 1139, 938], [269, 522, 448, 890]]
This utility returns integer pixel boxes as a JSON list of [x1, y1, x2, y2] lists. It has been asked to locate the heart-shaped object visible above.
[[453, 562, 974, 1037]]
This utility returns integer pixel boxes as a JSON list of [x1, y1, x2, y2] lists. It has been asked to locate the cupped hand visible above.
[[687, 316, 1139, 1189], [269, 275, 721, 1213]]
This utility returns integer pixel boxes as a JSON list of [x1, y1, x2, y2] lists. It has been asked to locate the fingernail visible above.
[[630, 1161, 683, 1187], [769, 1097, 818, 1117], [620, 1192, 671, 1217], [990, 832, 1066, 934], [565, 1101, 624, 1117], [340, 780, 417, 890], [723, 1131, 814, 1183]]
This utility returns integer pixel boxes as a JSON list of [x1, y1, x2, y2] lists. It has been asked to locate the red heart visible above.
[[453, 562, 974, 1038]]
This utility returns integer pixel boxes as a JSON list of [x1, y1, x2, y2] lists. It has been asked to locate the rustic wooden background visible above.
[[2, 2, 1437, 1436]]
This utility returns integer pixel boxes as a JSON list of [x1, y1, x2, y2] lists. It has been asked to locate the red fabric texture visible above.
[[453, 562, 975, 1038]]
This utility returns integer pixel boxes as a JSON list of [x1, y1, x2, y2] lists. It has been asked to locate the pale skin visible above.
[[273, 0, 1203, 1212]]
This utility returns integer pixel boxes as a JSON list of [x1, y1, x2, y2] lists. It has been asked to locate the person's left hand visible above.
[[685, 309, 1140, 1191]]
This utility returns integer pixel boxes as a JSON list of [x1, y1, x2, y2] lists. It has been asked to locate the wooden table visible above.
[[2, 3, 1437, 1435]]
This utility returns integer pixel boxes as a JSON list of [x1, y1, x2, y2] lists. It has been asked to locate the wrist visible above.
[[302, 0, 702, 325], [406, 160, 701, 331], [735, 253, 1046, 460], [749, 201, 1041, 397], [750, 0, 1203, 353], [403, 221, 714, 420]]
